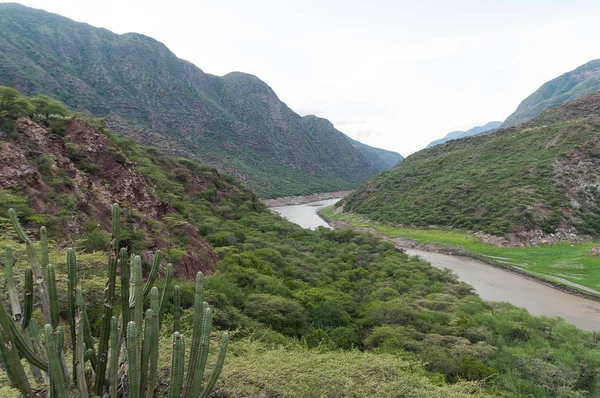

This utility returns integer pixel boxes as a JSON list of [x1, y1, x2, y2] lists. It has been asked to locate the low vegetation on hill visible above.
[[2, 89, 600, 397], [341, 90, 600, 238]]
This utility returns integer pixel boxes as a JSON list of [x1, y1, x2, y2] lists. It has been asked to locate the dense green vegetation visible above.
[[503, 59, 600, 127], [341, 90, 600, 236], [2, 94, 600, 396], [0, 4, 402, 198], [324, 207, 600, 294]]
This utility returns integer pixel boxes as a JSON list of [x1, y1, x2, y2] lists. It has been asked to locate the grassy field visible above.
[[324, 207, 600, 294]]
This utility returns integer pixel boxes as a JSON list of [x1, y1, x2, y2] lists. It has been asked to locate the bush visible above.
[[244, 294, 308, 336]]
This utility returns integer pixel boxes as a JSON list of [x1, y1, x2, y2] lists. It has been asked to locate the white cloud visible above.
[[7, 0, 600, 156]]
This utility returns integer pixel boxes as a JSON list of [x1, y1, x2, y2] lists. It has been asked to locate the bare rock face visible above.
[[591, 245, 600, 256], [0, 117, 218, 278]]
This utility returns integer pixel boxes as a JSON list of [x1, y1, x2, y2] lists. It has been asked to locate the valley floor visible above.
[[322, 208, 600, 299]]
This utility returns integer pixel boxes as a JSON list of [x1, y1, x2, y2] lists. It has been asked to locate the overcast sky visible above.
[[8, 0, 600, 155]]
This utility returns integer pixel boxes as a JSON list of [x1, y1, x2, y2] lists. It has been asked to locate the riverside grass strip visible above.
[[324, 206, 600, 294]]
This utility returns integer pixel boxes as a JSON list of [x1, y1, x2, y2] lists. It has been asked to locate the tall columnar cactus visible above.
[[169, 332, 185, 398], [109, 316, 118, 398], [46, 264, 60, 328], [127, 321, 140, 398], [94, 203, 120, 396], [44, 324, 68, 398], [22, 268, 33, 329], [5, 246, 21, 321], [9, 208, 52, 325], [173, 284, 181, 333], [0, 205, 230, 397], [66, 247, 79, 386]]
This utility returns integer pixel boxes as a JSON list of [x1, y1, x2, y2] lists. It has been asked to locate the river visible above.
[[271, 199, 600, 331], [271, 198, 341, 229]]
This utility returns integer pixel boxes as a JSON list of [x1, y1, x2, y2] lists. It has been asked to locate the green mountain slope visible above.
[[2, 89, 600, 397], [427, 121, 502, 148], [301, 115, 403, 172], [340, 91, 600, 237], [503, 59, 600, 127], [0, 3, 400, 198]]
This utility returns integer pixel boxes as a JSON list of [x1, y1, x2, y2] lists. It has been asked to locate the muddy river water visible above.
[[271, 199, 600, 331]]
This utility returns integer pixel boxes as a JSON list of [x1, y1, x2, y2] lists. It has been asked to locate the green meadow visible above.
[[324, 207, 600, 294]]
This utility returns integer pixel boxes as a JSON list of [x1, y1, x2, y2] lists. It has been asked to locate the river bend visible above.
[[271, 199, 600, 331]]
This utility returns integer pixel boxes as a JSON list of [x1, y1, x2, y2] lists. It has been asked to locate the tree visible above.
[[0, 86, 34, 131], [30, 95, 68, 118]]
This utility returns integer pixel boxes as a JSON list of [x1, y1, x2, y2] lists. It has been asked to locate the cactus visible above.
[[45, 324, 68, 398], [200, 331, 230, 398], [76, 287, 97, 370], [127, 321, 140, 398], [183, 272, 205, 397], [46, 263, 60, 328], [41, 226, 50, 268], [140, 309, 153, 396], [22, 268, 33, 329], [1, 206, 229, 397], [146, 302, 160, 398], [173, 284, 181, 333], [0, 297, 32, 396], [169, 332, 185, 398], [5, 246, 21, 321], [9, 208, 53, 326], [109, 316, 118, 398], [120, 246, 131, 341], [94, 204, 120, 396], [66, 247, 77, 379], [75, 311, 89, 398], [158, 262, 173, 326], [143, 250, 161, 298]]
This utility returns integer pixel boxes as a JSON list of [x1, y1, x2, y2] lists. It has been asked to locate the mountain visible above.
[[301, 115, 403, 171], [0, 3, 402, 198], [427, 121, 502, 148], [503, 59, 600, 127], [3, 68, 600, 398], [339, 90, 600, 237]]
